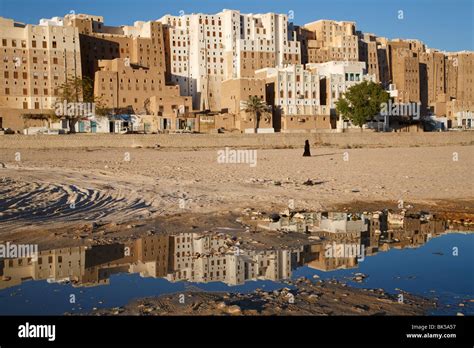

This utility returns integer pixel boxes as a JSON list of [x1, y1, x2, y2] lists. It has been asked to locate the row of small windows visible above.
[[2, 39, 72, 48], [4, 87, 55, 96], [4, 69, 61, 81], [6, 255, 80, 267], [279, 90, 317, 99], [199, 18, 222, 26]]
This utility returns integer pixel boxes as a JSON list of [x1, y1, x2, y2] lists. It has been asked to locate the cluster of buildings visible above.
[[0, 232, 305, 289], [246, 209, 447, 271], [0, 9, 472, 134], [0, 210, 448, 289]]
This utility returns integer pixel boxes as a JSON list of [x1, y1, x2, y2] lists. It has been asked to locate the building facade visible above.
[[256, 64, 335, 131], [309, 61, 375, 109], [0, 16, 82, 131], [303, 20, 359, 64], [220, 77, 272, 132], [159, 9, 301, 111]]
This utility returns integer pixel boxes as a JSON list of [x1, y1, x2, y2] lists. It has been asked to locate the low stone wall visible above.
[[0, 131, 473, 149]]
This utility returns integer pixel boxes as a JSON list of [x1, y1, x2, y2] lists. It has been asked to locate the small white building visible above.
[[307, 61, 376, 130], [454, 110, 473, 129], [256, 64, 326, 116], [308, 61, 376, 110], [318, 212, 368, 234]]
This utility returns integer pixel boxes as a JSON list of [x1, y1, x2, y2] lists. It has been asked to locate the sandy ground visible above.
[[1, 144, 473, 249], [1, 145, 473, 234]]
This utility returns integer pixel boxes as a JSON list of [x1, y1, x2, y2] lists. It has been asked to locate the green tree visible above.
[[54, 75, 107, 133], [335, 81, 389, 131], [241, 96, 270, 132]]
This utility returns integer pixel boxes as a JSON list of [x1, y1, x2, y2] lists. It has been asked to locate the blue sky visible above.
[[1, 0, 472, 52]]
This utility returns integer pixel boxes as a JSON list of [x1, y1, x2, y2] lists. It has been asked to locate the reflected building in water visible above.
[[166, 232, 303, 285], [0, 210, 452, 290], [379, 212, 446, 251], [0, 246, 86, 289], [304, 242, 359, 272], [80, 235, 169, 286]]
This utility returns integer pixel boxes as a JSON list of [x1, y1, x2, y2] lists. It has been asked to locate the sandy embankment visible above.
[[0, 145, 473, 237]]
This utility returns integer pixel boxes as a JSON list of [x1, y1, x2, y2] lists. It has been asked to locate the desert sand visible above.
[[1, 145, 473, 234]]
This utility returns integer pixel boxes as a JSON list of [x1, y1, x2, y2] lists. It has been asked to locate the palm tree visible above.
[[241, 96, 269, 132]]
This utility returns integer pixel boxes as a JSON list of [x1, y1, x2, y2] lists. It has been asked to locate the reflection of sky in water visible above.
[[292, 233, 474, 315], [0, 275, 288, 315], [0, 233, 472, 315]]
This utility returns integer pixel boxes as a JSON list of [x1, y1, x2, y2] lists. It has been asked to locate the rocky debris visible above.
[[269, 213, 281, 222], [82, 279, 433, 317], [225, 305, 242, 315], [352, 273, 368, 283], [302, 179, 324, 186]]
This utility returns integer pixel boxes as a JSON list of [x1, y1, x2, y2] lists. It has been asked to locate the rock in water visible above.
[[226, 305, 241, 315]]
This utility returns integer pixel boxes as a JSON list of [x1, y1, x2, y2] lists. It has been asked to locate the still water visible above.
[[0, 211, 472, 315]]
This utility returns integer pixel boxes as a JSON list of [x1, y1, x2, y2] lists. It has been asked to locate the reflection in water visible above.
[[0, 210, 456, 290]]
